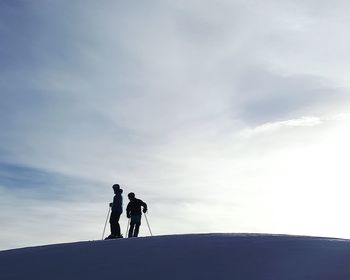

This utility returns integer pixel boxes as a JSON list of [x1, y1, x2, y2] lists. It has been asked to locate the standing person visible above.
[[126, 192, 147, 238], [105, 184, 123, 239]]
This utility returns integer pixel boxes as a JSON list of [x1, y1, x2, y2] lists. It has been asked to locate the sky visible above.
[[1, 0, 350, 250]]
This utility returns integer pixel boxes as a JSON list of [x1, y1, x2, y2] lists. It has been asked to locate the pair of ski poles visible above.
[[102, 206, 153, 240]]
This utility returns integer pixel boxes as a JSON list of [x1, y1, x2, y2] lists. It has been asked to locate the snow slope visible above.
[[1, 234, 350, 280]]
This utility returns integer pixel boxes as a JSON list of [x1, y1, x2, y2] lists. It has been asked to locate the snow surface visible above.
[[1, 233, 350, 280]]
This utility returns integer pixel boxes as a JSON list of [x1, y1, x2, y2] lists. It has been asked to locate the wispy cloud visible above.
[[241, 113, 350, 137]]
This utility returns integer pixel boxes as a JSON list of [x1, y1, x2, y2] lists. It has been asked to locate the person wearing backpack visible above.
[[126, 192, 147, 238], [105, 184, 123, 239]]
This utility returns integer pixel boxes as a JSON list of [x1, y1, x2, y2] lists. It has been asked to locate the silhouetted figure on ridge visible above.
[[126, 192, 147, 238], [105, 184, 123, 239]]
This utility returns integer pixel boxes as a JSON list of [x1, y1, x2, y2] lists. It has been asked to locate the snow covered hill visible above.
[[1, 233, 350, 280]]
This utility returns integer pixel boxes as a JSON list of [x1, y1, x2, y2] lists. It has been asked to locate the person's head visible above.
[[128, 192, 135, 201], [112, 184, 120, 194]]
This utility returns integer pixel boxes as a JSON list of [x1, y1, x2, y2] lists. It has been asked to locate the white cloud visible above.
[[241, 113, 350, 136], [241, 116, 323, 137]]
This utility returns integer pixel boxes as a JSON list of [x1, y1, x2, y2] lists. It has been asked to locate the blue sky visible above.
[[1, 0, 350, 250]]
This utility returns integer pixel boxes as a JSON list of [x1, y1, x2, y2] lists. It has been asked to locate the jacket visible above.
[[112, 189, 123, 213], [126, 198, 147, 216]]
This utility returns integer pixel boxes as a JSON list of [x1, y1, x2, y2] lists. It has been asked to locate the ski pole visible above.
[[144, 212, 153, 236], [102, 206, 111, 240], [126, 218, 130, 238]]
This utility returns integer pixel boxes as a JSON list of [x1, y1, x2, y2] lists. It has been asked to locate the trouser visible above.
[[128, 215, 141, 238], [110, 211, 121, 236]]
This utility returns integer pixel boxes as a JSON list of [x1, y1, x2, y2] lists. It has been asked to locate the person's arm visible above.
[[109, 195, 115, 208], [141, 200, 148, 213], [126, 203, 131, 218]]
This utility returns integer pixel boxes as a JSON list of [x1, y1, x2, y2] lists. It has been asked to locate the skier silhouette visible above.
[[126, 192, 147, 238], [105, 184, 123, 239]]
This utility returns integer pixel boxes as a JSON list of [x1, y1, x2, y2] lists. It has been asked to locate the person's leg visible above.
[[133, 215, 141, 237], [110, 212, 117, 236], [134, 224, 140, 237], [115, 213, 121, 237], [128, 221, 135, 238]]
